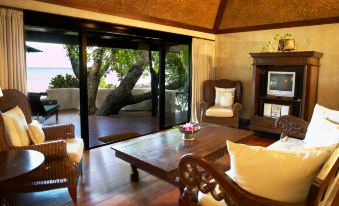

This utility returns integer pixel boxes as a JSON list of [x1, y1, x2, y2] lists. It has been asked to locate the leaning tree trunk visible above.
[[95, 51, 151, 115]]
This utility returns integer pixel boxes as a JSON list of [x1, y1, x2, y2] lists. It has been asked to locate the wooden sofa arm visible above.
[[199, 101, 209, 122], [233, 103, 242, 119], [179, 154, 304, 206], [43, 124, 75, 141], [11, 140, 69, 160], [275, 115, 309, 140]]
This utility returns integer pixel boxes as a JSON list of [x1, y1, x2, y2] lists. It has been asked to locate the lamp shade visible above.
[[0, 87, 3, 97]]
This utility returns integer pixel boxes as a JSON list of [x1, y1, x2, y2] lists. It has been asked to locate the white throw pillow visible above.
[[215, 87, 235, 107], [1, 106, 30, 146], [304, 104, 339, 147], [27, 120, 45, 144], [219, 92, 234, 108], [226, 140, 332, 203]]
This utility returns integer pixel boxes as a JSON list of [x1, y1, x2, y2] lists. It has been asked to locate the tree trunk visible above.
[[95, 51, 150, 115]]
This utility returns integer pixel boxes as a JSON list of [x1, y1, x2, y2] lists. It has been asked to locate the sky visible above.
[[26, 42, 72, 68]]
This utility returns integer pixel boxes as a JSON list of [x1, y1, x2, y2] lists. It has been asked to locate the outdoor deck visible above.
[[42, 109, 186, 148]]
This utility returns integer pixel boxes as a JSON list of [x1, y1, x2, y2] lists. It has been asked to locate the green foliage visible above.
[[262, 33, 293, 52], [49, 74, 79, 89], [98, 77, 113, 88]]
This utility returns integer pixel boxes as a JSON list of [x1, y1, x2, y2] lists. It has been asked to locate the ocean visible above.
[[27, 67, 73, 92], [27, 67, 150, 92]]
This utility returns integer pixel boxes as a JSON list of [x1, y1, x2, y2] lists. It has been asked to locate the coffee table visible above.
[[111, 124, 253, 191]]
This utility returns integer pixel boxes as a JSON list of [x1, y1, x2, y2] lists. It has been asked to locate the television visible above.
[[267, 71, 296, 97]]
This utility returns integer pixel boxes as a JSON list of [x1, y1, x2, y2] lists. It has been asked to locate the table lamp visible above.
[[0, 87, 3, 97]]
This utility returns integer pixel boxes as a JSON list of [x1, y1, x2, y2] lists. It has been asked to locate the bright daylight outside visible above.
[[26, 39, 190, 148]]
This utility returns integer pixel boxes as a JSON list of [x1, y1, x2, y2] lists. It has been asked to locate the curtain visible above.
[[0, 8, 27, 94], [191, 38, 215, 122]]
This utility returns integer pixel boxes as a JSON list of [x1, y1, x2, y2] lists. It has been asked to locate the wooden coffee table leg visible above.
[[130, 164, 139, 182]]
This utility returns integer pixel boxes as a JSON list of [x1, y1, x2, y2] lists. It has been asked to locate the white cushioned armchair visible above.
[[179, 104, 339, 206], [0, 89, 83, 203]]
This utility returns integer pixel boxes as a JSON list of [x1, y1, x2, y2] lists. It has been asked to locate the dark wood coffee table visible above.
[[112, 124, 253, 190]]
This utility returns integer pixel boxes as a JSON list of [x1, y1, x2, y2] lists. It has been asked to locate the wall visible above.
[[215, 23, 339, 119]]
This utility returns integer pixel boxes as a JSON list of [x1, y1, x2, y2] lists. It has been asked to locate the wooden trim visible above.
[[213, 0, 228, 30], [79, 31, 89, 150], [34, 0, 214, 34], [216, 16, 339, 34], [1, 0, 215, 40]]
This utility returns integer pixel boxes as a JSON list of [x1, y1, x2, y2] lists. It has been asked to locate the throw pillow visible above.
[[226, 140, 331, 203], [304, 104, 339, 147], [27, 120, 45, 144], [215, 87, 235, 107], [1, 106, 30, 146], [219, 92, 234, 108]]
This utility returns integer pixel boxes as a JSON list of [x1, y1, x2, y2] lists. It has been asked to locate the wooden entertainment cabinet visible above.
[[250, 51, 323, 134]]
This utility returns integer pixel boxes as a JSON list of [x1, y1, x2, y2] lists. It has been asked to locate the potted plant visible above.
[[262, 33, 295, 52], [179, 123, 200, 141], [275, 33, 295, 52]]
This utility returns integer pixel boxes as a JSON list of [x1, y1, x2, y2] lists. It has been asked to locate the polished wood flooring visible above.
[[43, 110, 187, 148], [6, 135, 275, 206]]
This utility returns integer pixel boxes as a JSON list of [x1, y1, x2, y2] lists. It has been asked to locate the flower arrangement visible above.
[[179, 123, 200, 140]]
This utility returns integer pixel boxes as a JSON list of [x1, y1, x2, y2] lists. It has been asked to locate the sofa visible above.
[[179, 104, 339, 206]]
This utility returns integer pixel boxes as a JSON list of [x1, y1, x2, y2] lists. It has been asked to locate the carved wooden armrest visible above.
[[275, 115, 309, 140], [179, 154, 304, 206], [307, 157, 339, 205], [43, 124, 75, 141], [11, 140, 68, 160]]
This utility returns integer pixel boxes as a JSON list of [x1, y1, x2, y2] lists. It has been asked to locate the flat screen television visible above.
[[267, 71, 296, 97]]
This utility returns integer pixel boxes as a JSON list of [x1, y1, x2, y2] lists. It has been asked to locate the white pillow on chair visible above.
[[27, 120, 45, 144], [1, 106, 30, 146], [304, 104, 339, 147], [215, 87, 235, 107], [226, 140, 332, 203]]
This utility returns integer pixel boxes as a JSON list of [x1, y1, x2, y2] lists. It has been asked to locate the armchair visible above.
[[178, 114, 339, 206], [0, 89, 82, 203], [200, 79, 242, 128]]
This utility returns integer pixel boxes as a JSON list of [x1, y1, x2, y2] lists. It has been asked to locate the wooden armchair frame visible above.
[[0, 89, 81, 203], [200, 79, 242, 128], [178, 115, 339, 206]]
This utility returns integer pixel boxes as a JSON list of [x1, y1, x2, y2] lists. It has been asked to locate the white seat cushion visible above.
[[206, 106, 233, 117], [27, 120, 45, 144], [267, 136, 306, 151], [198, 190, 227, 206], [226, 140, 332, 203], [1, 106, 30, 146], [64, 138, 84, 163], [304, 104, 339, 147]]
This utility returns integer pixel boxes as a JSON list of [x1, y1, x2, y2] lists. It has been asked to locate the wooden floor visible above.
[[43, 110, 187, 148], [6, 135, 275, 206]]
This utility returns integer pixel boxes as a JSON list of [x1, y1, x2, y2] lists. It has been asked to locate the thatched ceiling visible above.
[[36, 0, 339, 33]]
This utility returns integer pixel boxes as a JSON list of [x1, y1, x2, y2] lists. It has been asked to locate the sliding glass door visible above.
[[164, 44, 190, 128]]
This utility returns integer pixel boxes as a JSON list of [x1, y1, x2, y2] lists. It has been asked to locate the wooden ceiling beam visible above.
[[213, 0, 228, 31]]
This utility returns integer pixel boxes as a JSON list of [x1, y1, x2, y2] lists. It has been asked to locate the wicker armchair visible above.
[[178, 116, 339, 206], [200, 79, 242, 128], [0, 89, 82, 203]]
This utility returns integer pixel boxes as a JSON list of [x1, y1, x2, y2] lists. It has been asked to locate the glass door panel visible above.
[[86, 32, 160, 147], [164, 44, 190, 128]]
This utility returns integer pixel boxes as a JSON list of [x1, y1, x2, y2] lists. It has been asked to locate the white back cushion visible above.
[[1, 106, 30, 146], [226, 140, 332, 203], [215, 87, 235, 107], [304, 104, 339, 147]]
